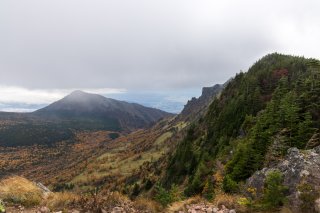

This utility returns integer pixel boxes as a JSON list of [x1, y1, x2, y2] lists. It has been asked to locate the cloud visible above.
[[0, 108, 38, 113], [0, 85, 125, 105], [0, 86, 195, 113], [0, 0, 319, 91], [1, 0, 320, 112]]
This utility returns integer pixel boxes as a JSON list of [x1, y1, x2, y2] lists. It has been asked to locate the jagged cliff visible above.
[[177, 84, 223, 122]]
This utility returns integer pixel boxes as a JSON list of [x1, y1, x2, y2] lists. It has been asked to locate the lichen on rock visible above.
[[246, 145, 320, 212]]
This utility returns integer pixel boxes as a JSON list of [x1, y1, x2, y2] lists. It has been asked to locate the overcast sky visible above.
[[1, 0, 320, 112]]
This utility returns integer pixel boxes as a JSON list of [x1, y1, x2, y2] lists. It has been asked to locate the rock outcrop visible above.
[[184, 203, 236, 213], [246, 145, 320, 212], [177, 84, 223, 122]]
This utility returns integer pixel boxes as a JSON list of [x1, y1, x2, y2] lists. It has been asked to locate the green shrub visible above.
[[298, 183, 319, 213], [222, 175, 239, 193], [52, 183, 74, 192], [0, 200, 5, 213], [262, 170, 288, 208], [144, 179, 153, 190], [169, 184, 183, 202], [131, 183, 140, 197], [185, 170, 203, 196], [154, 184, 172, 206], [202, 178, 215, 200], [154, 184, 183, 206], [108, 132, 120, 139]]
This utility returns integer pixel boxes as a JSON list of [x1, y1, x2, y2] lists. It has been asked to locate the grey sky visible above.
[[1, 0, 320, 112]]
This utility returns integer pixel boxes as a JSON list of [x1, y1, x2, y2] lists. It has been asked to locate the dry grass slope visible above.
[[0, 176, 162, 212], [71, 120, 188, 192], [0, 176, 42, 207]]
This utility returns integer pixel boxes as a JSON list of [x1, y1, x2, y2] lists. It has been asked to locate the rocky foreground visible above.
[[5, 204, 235, 213], [247, 145, 320, 213], [184, 203, 236, 213]]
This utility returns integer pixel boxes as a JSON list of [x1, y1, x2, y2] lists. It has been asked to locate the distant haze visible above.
[[1, 0, 320, 112], [0, 86, 199, 113]]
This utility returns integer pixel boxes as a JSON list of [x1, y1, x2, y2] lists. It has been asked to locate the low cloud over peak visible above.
[[1, 0, 320, 112], [0, 85, 125, 105], [1, 0, 320, 90]]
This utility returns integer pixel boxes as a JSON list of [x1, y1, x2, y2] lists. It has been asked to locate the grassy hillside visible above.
[[69, 118, 188, 193]]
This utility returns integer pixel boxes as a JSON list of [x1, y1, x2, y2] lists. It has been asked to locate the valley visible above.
[[0, 131, 122, 184]]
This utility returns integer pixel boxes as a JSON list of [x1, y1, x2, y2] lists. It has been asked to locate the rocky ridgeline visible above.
[[177, 84, 223, 122], [247, 145, 320, 212], [6, 206, 138, 213]]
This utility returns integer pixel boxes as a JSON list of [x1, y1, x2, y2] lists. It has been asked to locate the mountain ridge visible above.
[[177, 84, 224, 122]]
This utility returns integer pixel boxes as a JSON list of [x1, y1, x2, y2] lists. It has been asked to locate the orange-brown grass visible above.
[[133, 197, 163, 213], [0, 176, 43, 207], [213, 170, 224, 186], [78, 191, 131, 212], [44, 192, 80, 211], [0, 130, 118, 186], [71, 122, 178, 190], [0, 176, 165, 212], [212, 192, 240, 210], [167, 196, 204, 213]]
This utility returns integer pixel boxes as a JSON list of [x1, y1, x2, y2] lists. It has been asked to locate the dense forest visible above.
[[164, 53, 320, 198]]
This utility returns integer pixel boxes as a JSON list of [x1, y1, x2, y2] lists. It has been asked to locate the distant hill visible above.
[[34, 90, 172, 130], [0, 91, 173, 146]]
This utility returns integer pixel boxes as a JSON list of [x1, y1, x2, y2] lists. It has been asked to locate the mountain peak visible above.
[[67, 90, 93, 98], [62, 90, 105, 104], [33, 90, 172, 131], [69, 90, 88, 95]]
